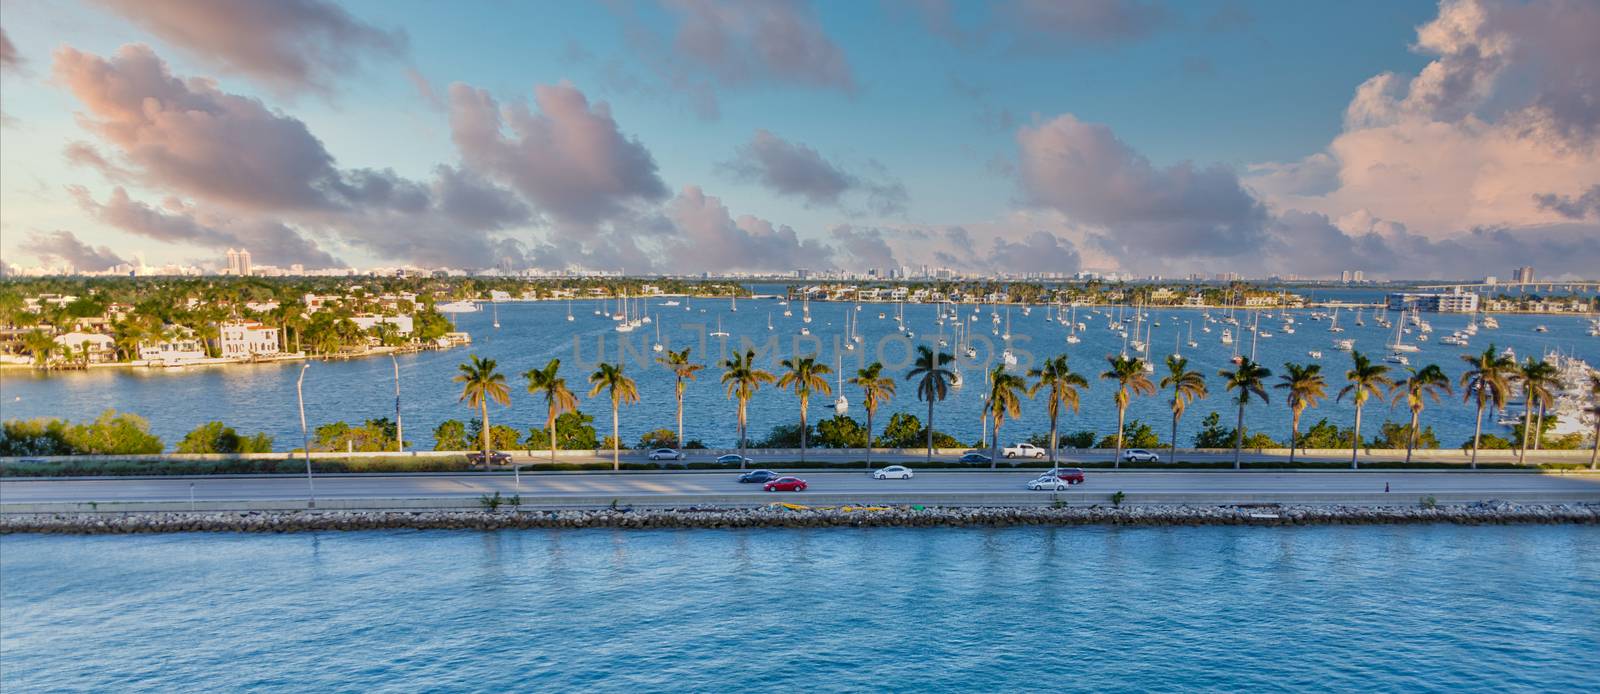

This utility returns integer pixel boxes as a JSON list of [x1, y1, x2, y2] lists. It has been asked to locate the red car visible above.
[[763, 476, 807, 492]]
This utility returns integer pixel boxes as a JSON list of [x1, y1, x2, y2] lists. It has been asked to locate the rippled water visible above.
[[3, 526, 1597, 691]]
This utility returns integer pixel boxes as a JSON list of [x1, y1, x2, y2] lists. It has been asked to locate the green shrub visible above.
[[176, 421, 273, 454], [524, 411, 599, 450]]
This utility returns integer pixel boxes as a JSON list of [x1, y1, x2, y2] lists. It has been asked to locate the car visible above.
[[1027, 473, 1083, 491], [466, 451, 511, 465], [718, 454, 755, 466], [1043, 468, 1086, 484], [647, 448, 685, 461], [1003, 442, 1047, 459], [873, 465, 913, 480], [738, 469, 781, 483], [959, 452, 993, 465], [1122, 449, 1160, 463], [764, 476, 807, 492]]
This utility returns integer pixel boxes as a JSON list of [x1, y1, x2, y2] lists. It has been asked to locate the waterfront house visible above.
[[220, 321, 281, 358], [52, 332, 116, 363], [138, 326, 207, 363]]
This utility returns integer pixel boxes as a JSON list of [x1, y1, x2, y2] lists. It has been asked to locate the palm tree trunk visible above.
[[925, 399, 934, 464], [676, 390, 684, 451], [865, 409, 874, 470], [549, 413, 557, 464], [799, 400, 808, 464], [1114, 406, 1126, 469], [1590, 419, 1598, 470], [611, 400, 620, 471], [738, 401, 748, 467], [1470, 402, 1484, 470], [1405, 409, 1419, 465], [1050, 409, 1059, 466], [1519, 401, 1533, 465], [1351, 404, 1363, 469], [990, 416, 999, 470], [1289, 410, 1301, 465], [1534, 405, 1545, 451], [1170, 408, 1179, 465], [480, 401, 491, 471], [1233, 399, 1245, 470]]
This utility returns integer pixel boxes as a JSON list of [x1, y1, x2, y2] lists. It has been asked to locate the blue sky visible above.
[[1, 0, 1595, 278]]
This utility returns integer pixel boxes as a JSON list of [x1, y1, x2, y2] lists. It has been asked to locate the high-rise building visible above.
[[238, 249, 252, 277], [1352, 270, 1364, 282], [1340, 270, 1352, 283], [1512, 266, 1534, 283], [226, 248, 240, 275]]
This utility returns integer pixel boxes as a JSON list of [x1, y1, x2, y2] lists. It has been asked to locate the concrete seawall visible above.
[[4, 501, 1596, 534], [6, 488, 1600, 515]]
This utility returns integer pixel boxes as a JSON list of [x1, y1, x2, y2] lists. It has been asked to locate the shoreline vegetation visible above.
[[3, 275, 1597, 374], [4, 502, 1596, 535], [4, 455, 1595, 478]]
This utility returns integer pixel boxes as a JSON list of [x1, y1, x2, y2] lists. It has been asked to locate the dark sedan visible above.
[[738, 469, 781, 483]]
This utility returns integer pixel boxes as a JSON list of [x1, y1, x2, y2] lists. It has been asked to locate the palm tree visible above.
[[720, 349, 774, 467], [454, 354, 510, 469], [1028, 355, 1088, 465], [524, 358, 577, 463], [23, 329, 55, 369], [778, 355, 832, 462], [1389, 364, 1451, 465], [1587, 371, 1599, 470], [656, 347, 703, 449], [1221, 358, 1272, 469], [1514, 357, 1562, 463], [1158, 355, 1207, 464], [1336, 351, 1392, 469], [1101, 355, 1156, 468], [849, 361, 896, 468], [1460, 344, 1515, 469], [588, 362, 639, 471], [985, 365, 1030, 468], [1274, 362, 1326, 465], [906, 345, 955, 464]]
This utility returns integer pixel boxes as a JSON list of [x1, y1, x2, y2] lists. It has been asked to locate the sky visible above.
[[0, 0, 1596, 280]]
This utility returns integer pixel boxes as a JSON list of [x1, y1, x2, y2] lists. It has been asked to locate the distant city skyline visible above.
[[1, 0, 1597, 280]]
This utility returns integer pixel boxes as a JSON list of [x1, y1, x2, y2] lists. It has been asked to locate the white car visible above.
[[1003, 442, 1047, 459], [1121, 449, 1160, 463], [647, 448, 685, 461], [1027, 475, 1073, 491], [873, 465, 913, 480]]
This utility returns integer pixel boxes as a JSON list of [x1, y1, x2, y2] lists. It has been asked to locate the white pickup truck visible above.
[[1003, 442, 1047, 459]]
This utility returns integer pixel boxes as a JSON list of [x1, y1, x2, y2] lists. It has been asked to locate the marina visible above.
[[4, 289, 1595, 452]]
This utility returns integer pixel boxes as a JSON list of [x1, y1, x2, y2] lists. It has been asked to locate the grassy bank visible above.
[[2, 457, 1591, 477]]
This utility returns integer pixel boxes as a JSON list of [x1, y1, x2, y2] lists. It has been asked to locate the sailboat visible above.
[[833, 355, 848, 414], [1141, 322, 1155, 372], [730, 295, 737, 312], [652, 317, 663, 352], [767, 312, 774, 331], [1186, 320, 1198, 349], [1386, 313, 1419, 353], [1066, 304, 1081, 344], [491, 298, 500, 329], [802, 298, 812, 324], [1328, 308, 1344, 333], [566, 299, 574, 322], [614, 293, 635, 332], [709, 316, 729, 337]]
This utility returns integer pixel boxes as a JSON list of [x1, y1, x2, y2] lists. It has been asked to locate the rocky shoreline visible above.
[[3, 502, 1597, 534]]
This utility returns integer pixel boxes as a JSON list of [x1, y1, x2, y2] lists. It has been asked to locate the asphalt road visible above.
[[4, 470, 1598, 504], [501, 449, 1590, 466]]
